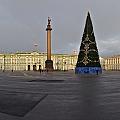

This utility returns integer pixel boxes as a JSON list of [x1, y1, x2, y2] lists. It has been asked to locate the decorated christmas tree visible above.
[[75, 12, 102, 74]]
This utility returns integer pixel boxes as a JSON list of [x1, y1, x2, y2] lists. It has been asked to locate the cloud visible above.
[[0, 0, 120, 56], [98, 35, 120, 56]]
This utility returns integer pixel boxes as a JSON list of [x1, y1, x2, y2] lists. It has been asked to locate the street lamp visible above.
[[3, 54, 5, 72], [64, 61, 66, 71], [56, 62, 59, 70]]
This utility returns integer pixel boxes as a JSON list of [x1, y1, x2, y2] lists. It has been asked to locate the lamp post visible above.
[[56, 62, 59, 70], [64, 62, 66, 71], [11, 56, 13, 72], [3, 54, 5, 72]]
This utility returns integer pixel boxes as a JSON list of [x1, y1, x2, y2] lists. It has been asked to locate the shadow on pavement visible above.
[[0, 91, 47, 117]]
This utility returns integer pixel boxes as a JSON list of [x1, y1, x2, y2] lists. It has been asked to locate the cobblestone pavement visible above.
[[0, 70, 120, 120]]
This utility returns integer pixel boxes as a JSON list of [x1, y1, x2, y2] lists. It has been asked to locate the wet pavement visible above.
[[0, 70, 120, 120]]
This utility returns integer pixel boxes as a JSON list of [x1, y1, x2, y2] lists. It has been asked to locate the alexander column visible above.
[[45, 17, 53, 70]]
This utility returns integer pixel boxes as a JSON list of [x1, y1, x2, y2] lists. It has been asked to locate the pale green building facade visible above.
[[0, 52, 105, 71], [0, 52, 78, 71]]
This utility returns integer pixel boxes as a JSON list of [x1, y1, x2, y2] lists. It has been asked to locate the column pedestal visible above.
[[45, 60, 53, 71]]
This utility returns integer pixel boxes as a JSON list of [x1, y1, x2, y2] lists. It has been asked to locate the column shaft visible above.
[[47, 30, 51, 60]]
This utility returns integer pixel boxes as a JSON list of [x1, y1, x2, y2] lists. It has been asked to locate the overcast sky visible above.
[[0, 0, 120, 56]]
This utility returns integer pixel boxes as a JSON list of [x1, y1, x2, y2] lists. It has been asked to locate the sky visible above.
[[0, 0, 120, 57]]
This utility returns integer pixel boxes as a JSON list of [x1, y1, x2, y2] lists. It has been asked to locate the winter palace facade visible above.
[[0, 51, 106, 71], [0, 52, 78, 71]]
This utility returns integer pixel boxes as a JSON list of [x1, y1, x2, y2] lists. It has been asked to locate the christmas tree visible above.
[[75, 12, 102, 74]]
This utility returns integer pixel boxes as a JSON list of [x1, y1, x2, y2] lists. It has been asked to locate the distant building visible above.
[[99, 57, 105, 70], [0, 52, 105, 71], [104, 55, 120, 71], [0, 52, 77, 71]]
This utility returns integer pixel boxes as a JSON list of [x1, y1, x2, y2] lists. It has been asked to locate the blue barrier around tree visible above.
[[75, 67, 102, 74]]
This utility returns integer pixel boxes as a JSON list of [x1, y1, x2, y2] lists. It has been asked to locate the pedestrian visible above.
[[96, 70, 98, 75], [39, 68, 41, 74]]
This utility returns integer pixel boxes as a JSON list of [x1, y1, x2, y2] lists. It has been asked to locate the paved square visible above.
[[0, 71, 120, 120], [0, 90, 47, 117]]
